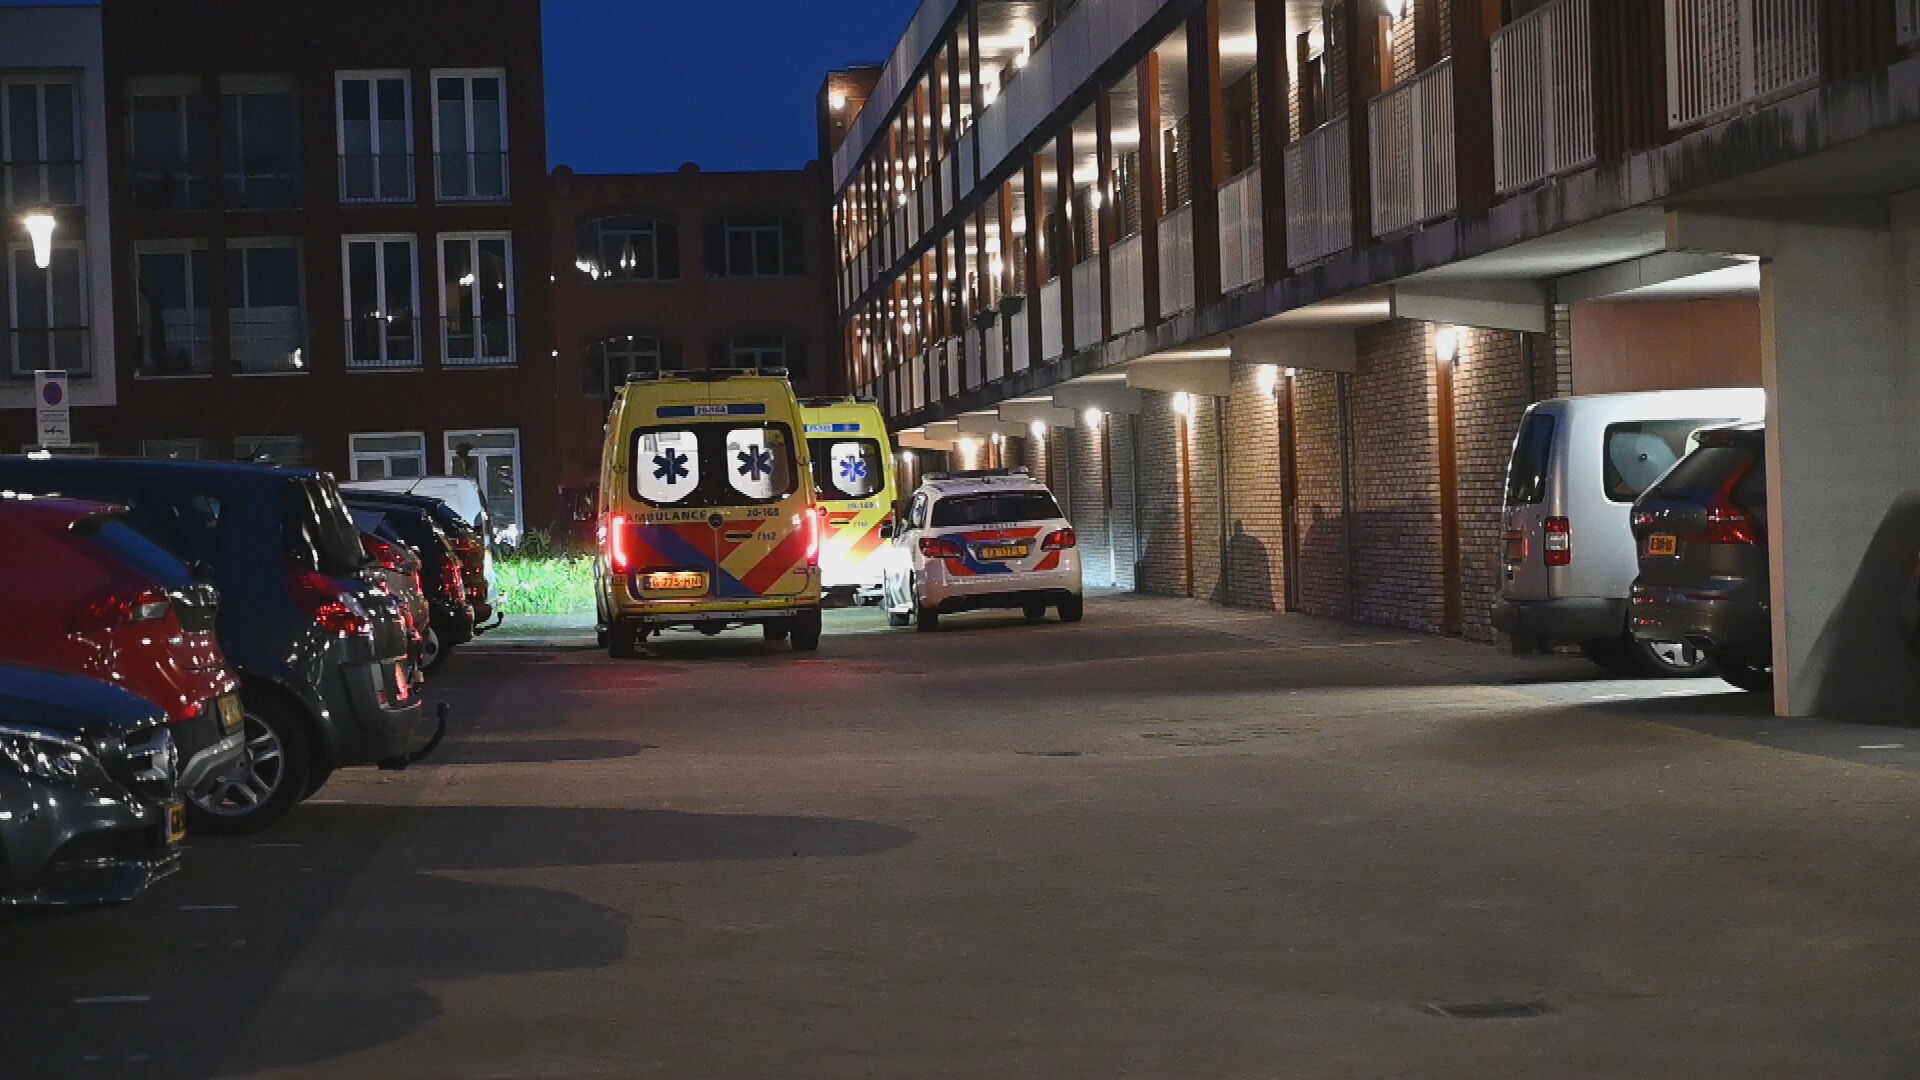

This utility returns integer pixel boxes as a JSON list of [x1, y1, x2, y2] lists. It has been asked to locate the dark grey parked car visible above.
[[0, 665, 183, 907], [0, 459, 445, 833], [1628, 424, 1773, 692]]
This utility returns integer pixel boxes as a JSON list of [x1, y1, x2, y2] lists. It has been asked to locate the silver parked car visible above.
[[1492, 388, 1765, 677]]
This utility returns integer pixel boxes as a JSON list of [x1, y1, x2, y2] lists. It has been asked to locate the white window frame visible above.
[[335, 70, 414, 204], [7, 238, 89, 377], [131, 239, 209, 379], [723, 215, 788, 278], [436, 231, 515, 366], [429, 68, 508, 202], [219, 74, 299, 208], [444, 427, 523, 540], [341, 233, 420, 370], [127, 76, 204, 209], [228, 237, 305, 375], [350, 431, 428, 482], [729, 334, 788, 371], [2, 74, 83, 208]]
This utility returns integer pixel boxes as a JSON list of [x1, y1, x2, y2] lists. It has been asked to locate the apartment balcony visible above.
[[1284, 117, 1353, 268], [5, 327, 90, 379], [441, 314, 516, 367], [230, 313, 307, 374], [223, 157, 301, 210], [131, 159, 207, 212], [1492, 0, 1597, 195], [435, 151, 510, 203], [1009, 298, 1031, 374], [1665, 0, 1819, 129], [339, 154, 415, 205], [1039, 277, 1065, 362], [1071, 255, 1102, 350], [1218, 166, 1264, 293], [137, 315, 212, 377], [3, 159, 82, 208], [1109, 232, 1146, 335], [1157, 204, 1195, 315], [1370, 60, 1457, 237], [346, 314, 421, 370]]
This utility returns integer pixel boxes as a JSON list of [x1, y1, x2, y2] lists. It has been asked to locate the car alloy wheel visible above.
[[193, 714, 286, 816], [184, 691, 311, 834]]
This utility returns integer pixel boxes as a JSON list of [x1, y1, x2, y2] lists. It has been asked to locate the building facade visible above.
[[826, 0, 1920, 717], [548, 162, 842, 539], [9, 0, 559, 539], [1, 5, 116, 430]]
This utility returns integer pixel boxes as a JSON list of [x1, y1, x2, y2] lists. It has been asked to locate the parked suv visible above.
[[345, 490, 496, 628], [883, 470, 1083, 631], [1629, 424, 1773, 692], [0, 459, 442, 832], [0, 495, 245, 817], [0, 664, 183, 907], [1493, 389, 1764, 676], [351, 502, 474, 671]]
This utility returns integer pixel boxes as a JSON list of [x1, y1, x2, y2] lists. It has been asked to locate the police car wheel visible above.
[[915, 606, 940, 632], [1023, 603, 1046, 621], [1058, 596, 1085, 623]]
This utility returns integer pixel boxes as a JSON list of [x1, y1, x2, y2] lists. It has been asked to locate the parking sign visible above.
[[34, 370, 71, 449]]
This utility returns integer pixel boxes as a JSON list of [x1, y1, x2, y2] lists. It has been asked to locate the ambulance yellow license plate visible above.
[[646, 571, 706, 591], [1647, 534, 1678, 557], [979, 545, 1028, 561], [167, 800, 187, 843]]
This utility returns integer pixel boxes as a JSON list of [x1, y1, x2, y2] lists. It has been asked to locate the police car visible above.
[[882, 470, 1083, 631]]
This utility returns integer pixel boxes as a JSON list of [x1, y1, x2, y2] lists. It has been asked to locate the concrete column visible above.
[[1672, 197, 1920, 717], [1137, 52, 1164, 327]]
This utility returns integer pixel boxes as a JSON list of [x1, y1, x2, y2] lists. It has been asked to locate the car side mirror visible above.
[[881, 523, 896, 540]]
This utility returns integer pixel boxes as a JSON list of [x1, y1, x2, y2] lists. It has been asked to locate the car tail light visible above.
[[919, 536, 964, 559], [605, 513, 632, 574], [1543, 517, 1571, 567], [805, 507, 825, 565], [72, 587, 172, 632], [286, 561, 371, 637], [1685, 460, 1764, 546], [364, 534, 408, 573], [441, 558, 465, 597], [1042, 528, 1077, 551]]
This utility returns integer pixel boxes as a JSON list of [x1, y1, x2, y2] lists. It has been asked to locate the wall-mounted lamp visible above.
[[1172, 391, 1195, 418], [1029, 419, 1048, 440], [1386, 0, 1409, 19], [1082, 407, 1104, 430], [22, 213, 55, 270], [1255, 364, 1280, 397], [1434, 325, 1461, 366]]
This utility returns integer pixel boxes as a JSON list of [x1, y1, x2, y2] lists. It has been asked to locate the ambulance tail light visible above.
[[919, 536, 964, 559], [606, 514, 633, 574], [804, 507, 825, 565]]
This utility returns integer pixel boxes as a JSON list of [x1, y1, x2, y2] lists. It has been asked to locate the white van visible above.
[[342, 476, 492, 540], [1493, 388, 1765, 676]]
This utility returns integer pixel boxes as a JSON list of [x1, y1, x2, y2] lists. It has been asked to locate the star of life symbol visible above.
[[838, 458, 868, 485], [653, 447, 690, 485], [737, 445, 774, 482]]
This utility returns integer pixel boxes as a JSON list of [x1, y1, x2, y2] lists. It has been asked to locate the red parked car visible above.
[[0, 493, 246, 827]]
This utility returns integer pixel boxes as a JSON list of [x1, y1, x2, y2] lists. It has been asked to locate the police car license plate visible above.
[[216, 693, 243, 734], [167, 800, 187, 843], [646, 571, 706, 591], [979, 544, 1028, 561], [1647, 534, 1678, 557]]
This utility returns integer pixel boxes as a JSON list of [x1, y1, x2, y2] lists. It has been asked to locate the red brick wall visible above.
[[1450, 325, 1531, 642], [1190, 394, 1225, 603], [1108, 413, 1139, 591], [1134, 390, 1188, 597], [1068, 420, 1113, 587], [1349, 321, 1444, 634], [1221, 364, 1289, 611], [1293, 369, 1350, 619]]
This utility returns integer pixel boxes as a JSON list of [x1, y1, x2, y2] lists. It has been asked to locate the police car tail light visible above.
[[1042, 528, 1077, 551], [606, 514, 633, 573], [919, 536, 964, 559]]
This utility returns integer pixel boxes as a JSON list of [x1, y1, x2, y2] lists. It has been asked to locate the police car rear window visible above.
[[930, 491, 1061, 527]]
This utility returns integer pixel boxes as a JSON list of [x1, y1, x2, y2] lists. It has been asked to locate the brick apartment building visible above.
[[826, 0, 1920, 715], [547, 162, 841, 540], [0, 0, 558, 537]]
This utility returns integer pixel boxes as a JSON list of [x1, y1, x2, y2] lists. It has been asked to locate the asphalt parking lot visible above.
[[7, 595, 1920, 1079]]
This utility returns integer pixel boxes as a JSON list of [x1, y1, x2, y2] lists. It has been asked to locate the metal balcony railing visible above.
[[3, 159, 82, 208], [1218, 166, 1264, 292], [1039, 277, 1064, 362], [137, 317, 213, 377], [1109, 233, 1146, 334], [345, 315, 422, 370], [223, 158, 301, 210], [1157, 205, 1196, 315], [1284, 117, 1353, 268], [230, 314, 307, 373], [440, 314, 516, 367], [339, 154, 415, 204], [131, 160, 207, 211], [1071, 255, 1102, 350], [1369, 60, 1457, 237], [434, 151, 509, 202], [1493, 0, 1597, 194], [6, 327, 90, 379], [1665, 0, 1819, 129]]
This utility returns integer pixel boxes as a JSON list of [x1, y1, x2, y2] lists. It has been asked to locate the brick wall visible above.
[[1450, 326, 1531, 642], [1109, 413, 1139, 591], [1134, 390, 1188, 596], [1349, 321, 1444, 634], [1191, 395, 1226, 603], [1070, 420, 1114, 587], [1221, 364, 1289, 610], [1293, 369, 1349, 618]]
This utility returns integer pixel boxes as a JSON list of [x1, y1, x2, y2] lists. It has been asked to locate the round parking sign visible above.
[[40, 381, 63, 407]]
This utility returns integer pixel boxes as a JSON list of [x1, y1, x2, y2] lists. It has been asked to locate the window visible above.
[[711, 213, 804, 277], [1504, 412, 1555, 507], [432, 70, 507, 201], [350, 432, 427, 481], [6, 239, 87, 377], [725, 332, 804, 374], [221, 76, 299, 209], [129, 77, 205, 211], [135, 243, 210, 376], [343, 235, 417, 369], [625, 424, 799, 507], [228, 240, 305, 373], [1602, 419, 1735, 503], [445, 429, 522, 542], [439, 233, 513, 365], [234, 434, 307, 466], [337, 71, 412, 203], [139, 438, 206, 461], [584, 335, 679, 397], [576, 215, 678, 281], [929, 490, 1063, 527], [809, 437, 885, 500], [3, 76, 81, 207]]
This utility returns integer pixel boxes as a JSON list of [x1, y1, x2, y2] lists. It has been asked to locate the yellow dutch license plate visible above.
[[167, 801, 187, 843], [216, 693, 244, 734], [646, 571, 706, 591], [979, 545, 1028, 561], [1647, 534, 1679, 557]]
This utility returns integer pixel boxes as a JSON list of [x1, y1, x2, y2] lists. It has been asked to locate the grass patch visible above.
[[493, 554, 596, 616]]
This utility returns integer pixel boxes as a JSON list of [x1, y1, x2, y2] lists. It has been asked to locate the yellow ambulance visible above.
[[800, 396, 897, 605], [595, 370, 823, 656]]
